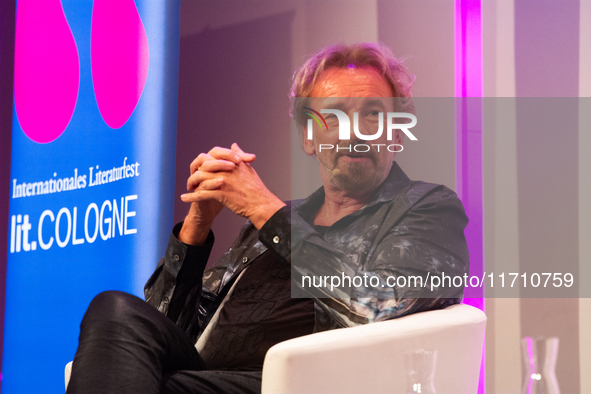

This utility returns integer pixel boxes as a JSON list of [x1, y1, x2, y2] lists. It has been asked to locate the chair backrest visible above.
[[262, 303, 487, 394]]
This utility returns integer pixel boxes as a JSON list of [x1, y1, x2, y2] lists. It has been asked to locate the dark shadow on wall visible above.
[[0, 1, 16, 391], [176, 11, 294, 265]]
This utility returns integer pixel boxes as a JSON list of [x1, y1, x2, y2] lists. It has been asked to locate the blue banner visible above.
[[3, 1, 180, 392]]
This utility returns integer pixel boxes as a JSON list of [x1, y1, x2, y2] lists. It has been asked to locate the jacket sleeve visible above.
[[144, 222, 219, 340], [258, 184, 469, 329]]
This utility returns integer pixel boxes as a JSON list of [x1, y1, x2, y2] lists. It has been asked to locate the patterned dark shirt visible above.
[[145, 162, 469, 344]]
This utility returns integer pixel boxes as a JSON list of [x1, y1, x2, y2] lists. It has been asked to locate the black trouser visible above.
[[67, 291, 262, 394]]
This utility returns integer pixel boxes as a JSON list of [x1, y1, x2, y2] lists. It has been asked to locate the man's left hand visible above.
[[181, 143, 286, 229]]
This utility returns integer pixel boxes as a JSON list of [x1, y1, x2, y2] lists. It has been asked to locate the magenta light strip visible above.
[[454, 0, 483, 98], [454, 0, 484, 393]]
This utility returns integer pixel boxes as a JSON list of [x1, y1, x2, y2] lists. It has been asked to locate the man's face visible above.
[[303, 67, 402, 192]]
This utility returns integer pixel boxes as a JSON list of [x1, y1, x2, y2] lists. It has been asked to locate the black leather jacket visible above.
[[145, 162, 469, 343]]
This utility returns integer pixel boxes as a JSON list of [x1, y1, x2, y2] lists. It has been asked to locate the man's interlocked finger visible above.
[[187, 169, 223, 191], [198, 159, 236, 173], [190, 153, 214, 174]]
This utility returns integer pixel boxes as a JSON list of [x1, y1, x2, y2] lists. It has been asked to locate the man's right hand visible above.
[[179, 144, 256, 245]]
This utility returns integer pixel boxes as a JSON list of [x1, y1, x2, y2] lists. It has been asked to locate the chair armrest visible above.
[[261, 303, 486, 394], [65, 361, 73, 390]]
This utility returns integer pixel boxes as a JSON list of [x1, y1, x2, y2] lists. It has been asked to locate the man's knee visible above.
[[82, 291, 144, 326]]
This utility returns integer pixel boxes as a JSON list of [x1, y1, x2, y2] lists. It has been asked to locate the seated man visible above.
[[67, 42, 468, 394]]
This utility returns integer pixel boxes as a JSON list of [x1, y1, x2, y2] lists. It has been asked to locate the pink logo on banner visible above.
[[91, 0, 149, 129], [13, 0, 80, 144]]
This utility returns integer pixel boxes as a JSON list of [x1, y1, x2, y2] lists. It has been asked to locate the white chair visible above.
[[66, 303, 486, 393]]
